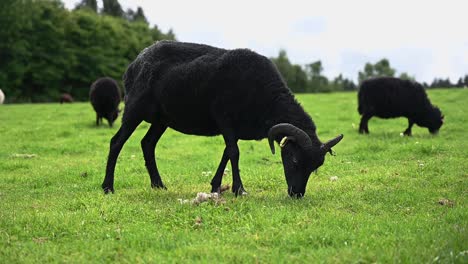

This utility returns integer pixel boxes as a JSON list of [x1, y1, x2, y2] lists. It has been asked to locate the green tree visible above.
[[64, 6, 175, 100], [430, 78, 453, 88], [399, 72, 414, 81], [358, 58, 396, 83], [331, 74, 356, 91], [305, 61, 329, 92], [459, 75, 468, 88], [22, 0, 71, 101], [0, 0, 176, 102], [125, 6, 149, 24], [374, 59, 395, 77], [291, 65, 307, 93], [74, 0, 97, 12], [102, 0, 123, 18], [0, 0, 31, 101], [0, 0, 70, 102], [270, 50, 307, 93]]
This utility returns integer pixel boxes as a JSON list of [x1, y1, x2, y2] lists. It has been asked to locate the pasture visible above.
[[0, 89, 466, 263]]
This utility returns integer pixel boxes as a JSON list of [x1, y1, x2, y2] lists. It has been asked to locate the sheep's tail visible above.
[[357, 80, 369, 115], [357, 90, 364, 115]]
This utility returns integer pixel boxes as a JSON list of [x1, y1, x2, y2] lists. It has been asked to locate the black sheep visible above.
[[102, 41, 343, 197], [358, 77, 444, 135], [60, 93, 74, 104], [89, 77, 121, 127]]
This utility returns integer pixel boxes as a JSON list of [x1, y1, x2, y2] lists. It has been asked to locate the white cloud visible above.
[[63, 0, 468, 83]]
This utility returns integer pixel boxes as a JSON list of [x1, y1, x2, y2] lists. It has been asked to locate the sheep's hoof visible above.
[[211, 185, 230, 194], [233, 186, 248, 197], [211, 186, 221, 194], [151, 183, 167, 190], [403, 131, 412, 136], [103, 186, 114, 194]]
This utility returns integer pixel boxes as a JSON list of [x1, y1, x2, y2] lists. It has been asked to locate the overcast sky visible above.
[[63, 0, 468, 83]]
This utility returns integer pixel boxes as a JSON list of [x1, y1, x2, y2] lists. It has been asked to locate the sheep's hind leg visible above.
[[102, 117, 142, 194], [141, 123, 167, 189], [359, 114, 372, 134], [210, 148, 229, 193]]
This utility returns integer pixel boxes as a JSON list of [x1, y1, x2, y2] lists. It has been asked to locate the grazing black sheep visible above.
[[60, 93, 74, 104], [102, 41, 343, 198], [89, 77, 121, 127], [358, 77, 444, 135]]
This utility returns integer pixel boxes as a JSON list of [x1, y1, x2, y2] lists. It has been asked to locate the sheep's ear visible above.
[[320, 134, 343, 155]]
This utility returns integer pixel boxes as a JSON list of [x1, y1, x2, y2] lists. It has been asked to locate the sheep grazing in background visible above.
[[59, 93, 74, 104], [0, 89, 5, 104], [358, 77, 444, 135], [89, 77, 122, 127], [102, 41, 343, 198]]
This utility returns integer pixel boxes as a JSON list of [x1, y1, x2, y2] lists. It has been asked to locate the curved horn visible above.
[[267, 123, 313, 154], [320, 134, 344, 154]]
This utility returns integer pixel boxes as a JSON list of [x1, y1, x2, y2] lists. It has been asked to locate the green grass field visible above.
[[0, 89, 466, 263]]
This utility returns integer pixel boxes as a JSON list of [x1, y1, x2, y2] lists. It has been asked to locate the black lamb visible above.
[[89, 77, 122, 127], [358, 77, 444, 135], [60, 93, 74, 104], [102, 41, 343, 198]]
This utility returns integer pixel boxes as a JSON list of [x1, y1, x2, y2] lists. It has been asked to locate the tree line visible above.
[[270, 50, 468, 94], [0, 0, 175, 102], [0, 0, 466, 102]]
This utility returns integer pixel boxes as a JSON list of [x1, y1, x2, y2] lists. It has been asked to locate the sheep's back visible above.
[[358, 77, 430, 118], [90, 78, 121, 114], [124, 41, 288, 139]]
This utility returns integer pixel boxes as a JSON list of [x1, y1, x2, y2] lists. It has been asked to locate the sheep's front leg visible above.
[[225, 140, 247, 196], [102, 116, 141, 194], [403, 119, 414, 136], [141, 123, 167, 189], [210, 149, 229, 193]]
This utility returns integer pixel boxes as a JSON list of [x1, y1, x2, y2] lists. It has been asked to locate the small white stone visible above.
[[330, 176, 338, 181]]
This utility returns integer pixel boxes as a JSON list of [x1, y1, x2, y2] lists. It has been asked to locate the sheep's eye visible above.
[[292, 156, 298, 164]]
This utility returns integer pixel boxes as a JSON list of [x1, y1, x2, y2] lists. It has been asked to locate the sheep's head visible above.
[[107, 109, 120, 127], [268, 123, 343, 198], [427, 106, 444, 134]]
